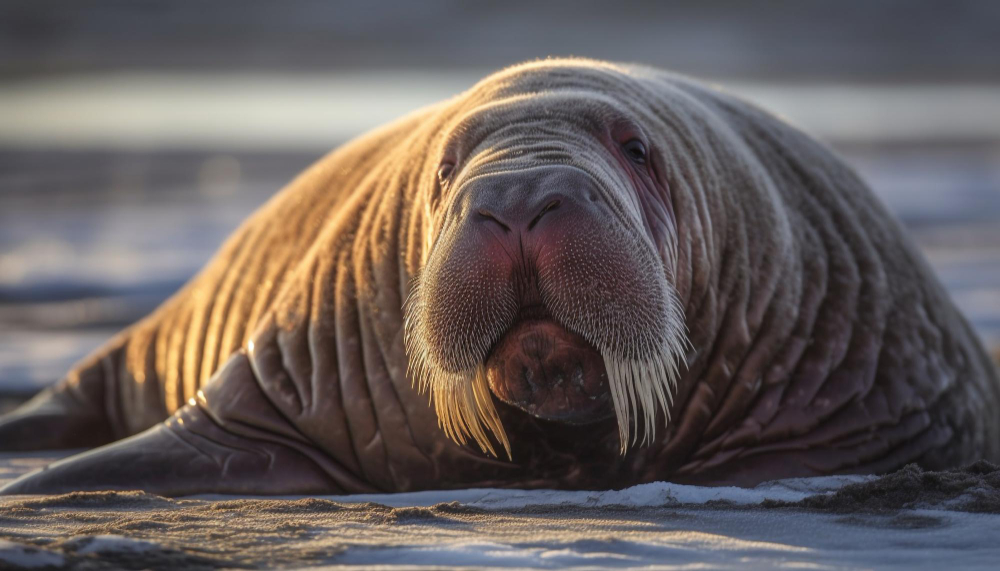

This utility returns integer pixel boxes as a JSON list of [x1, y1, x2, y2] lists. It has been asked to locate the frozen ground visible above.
[[1, 456, 999, 570]]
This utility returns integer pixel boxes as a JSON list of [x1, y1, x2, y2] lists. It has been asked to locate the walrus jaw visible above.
[[485, 313, 613, 424]]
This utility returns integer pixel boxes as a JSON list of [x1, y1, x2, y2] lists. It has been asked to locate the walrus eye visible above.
[[437, 162, 455, 184], [623, 139, 647, 164]]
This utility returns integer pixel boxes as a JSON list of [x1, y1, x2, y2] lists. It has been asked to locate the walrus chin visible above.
[[483, 305, 614, 425]]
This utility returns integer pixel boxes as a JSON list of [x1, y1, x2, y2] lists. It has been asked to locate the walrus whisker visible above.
[[601, 342, 683, 452], [403, 273, 515, 458]]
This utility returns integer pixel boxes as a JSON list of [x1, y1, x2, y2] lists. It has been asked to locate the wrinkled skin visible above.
[[1, 59, 998, 496]]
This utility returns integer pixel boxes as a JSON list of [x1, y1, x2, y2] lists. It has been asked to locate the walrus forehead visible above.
[[440, 90, 644, 160]]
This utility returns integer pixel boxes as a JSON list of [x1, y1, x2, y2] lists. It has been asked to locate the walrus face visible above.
[[404, 87, 687, 457]]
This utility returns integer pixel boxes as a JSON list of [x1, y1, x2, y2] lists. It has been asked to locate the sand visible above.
[[1, 456, 999, 570]]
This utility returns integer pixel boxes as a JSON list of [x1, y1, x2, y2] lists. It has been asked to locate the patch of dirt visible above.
[[764, 461, 1000, 513], [833, 513, 946, 529], [16, 491, 179, 510]]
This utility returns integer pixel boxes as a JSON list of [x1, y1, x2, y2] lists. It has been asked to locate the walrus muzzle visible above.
[[484, 308, 612, 424], [405, 164, 688, 457]]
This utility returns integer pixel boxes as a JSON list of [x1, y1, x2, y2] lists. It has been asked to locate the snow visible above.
[[0, 539, 64, 569], [192, 475, 873, 508], [70, 534, 160, 555]]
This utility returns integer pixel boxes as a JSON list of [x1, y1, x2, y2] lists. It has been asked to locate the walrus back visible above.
[[35, 108, 437, 439], [679, 77, 1000, 471]]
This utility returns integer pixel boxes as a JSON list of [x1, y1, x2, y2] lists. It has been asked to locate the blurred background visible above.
[[1, 0, 998, 407]]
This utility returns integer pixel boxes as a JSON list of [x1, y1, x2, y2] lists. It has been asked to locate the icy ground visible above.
[[1, 455, 999, 570]]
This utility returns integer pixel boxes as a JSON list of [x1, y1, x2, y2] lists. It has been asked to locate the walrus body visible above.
[[2, 59, 998, 495]]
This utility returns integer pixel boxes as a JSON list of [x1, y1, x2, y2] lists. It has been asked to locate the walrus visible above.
[[2, 59, 998, 495]]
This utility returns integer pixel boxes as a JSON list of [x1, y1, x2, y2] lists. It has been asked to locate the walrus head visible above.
[[404, 62, 689, 457]]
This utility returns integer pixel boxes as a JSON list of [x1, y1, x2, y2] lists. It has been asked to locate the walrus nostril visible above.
[[476, 209, 511, 232], [528, 199, 561, 230]]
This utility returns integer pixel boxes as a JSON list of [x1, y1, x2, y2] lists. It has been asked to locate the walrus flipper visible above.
[[0, 351, 358, 496], [0, 387, 114, 452], [0, 346, 121, 451]]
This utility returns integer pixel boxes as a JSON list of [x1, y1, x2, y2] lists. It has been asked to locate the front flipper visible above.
[[0, 373, 116, 452], [0, 351, 365, 496]]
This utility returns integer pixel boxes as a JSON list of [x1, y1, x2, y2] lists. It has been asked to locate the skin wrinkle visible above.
[[676, 154, 745, 431], [704, 194, 766, 435], [4, 59, 998, 496], [185, 418, 275, 474], [670, 129, 721, 332], [127, 324, 163, 426], [370, 318, 438, 482], [181, 287, 212, 404], [777, 195, 855, 391], [241, 242, 299, 361], [780, 185, 881, 436], [716, 264, 802, 449], [306, 253, 326, 417], [352, 205, 397, 488], [684, 114, 924, 476], [352, 240, 404, 486], [812, 171, 888, 404], [153, 310, 171, 401], [754, 222, 854, 440], [703, 277, 789, 446], [334, 246, 369, 483], [163, 305, 192, 413], [192, 223, 257, 387], [242, 335, 368, 491], [287, 137, 411, 484], [163, 422, 226, 470], [658, 169, 724, 465], [278, 269, 313, 418], [672, 97, 876, 474], [209, 224, 273, 394], [244, 340, 309, 445], [224, 244, 275, 372], [100, 346, 125, 440], [188, 368, 345, 487]]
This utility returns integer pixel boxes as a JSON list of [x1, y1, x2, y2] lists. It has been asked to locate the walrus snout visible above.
[[462, 165, 599, 236], [485, 313, 613, 424]]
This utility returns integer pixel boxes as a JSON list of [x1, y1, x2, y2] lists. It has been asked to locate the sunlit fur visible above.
[[403, 61, 692, 455]]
